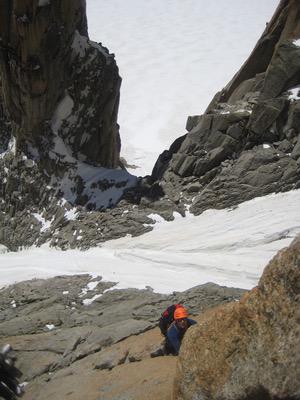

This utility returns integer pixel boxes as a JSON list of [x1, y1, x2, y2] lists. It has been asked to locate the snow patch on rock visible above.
[[83, 294, 102, 306], [64, 208, 79, 221], [49, 163, 137, 210], [49, 134, 75, 164], [51, 93, 74, 134], [11, 300, 16, 308], [148, 213, 165, 223], [0, 245, 8, 254], [33, 213, 54, 233], [293, 39, 300, 47], [71, 30, 90, 58], [49, 91, 137, 210], [0, 137, 16, 159], [288, 86, 300, 101], [45, 324, 55, 331]]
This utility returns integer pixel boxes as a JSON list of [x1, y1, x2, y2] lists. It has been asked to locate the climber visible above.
[[151, 305, 196, 357], [158, 303, 184, 336], [165, 306, 197, 355]]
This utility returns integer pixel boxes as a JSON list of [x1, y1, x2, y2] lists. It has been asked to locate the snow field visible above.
[[1, 190, 299, 294], [87, 0, 278, 175]]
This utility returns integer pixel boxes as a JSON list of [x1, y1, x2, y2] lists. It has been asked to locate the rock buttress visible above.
[[173, 236, 300, 400], [0, 0, 121, 168]]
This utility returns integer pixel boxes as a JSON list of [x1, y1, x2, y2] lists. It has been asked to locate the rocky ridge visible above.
[[150, 0, 300, 215]]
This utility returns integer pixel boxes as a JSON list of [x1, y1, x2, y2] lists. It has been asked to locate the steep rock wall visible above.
[[0, 0, 121, 168], [0, 0, 139, 250], [174, 236, 300, 400]]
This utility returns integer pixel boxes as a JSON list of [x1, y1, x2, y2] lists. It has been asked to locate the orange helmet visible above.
[[174, 307, 188, 320]]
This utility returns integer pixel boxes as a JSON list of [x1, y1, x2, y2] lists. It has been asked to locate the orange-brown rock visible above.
[[15, 324, 177, 400], [174, 236, 300, 400]]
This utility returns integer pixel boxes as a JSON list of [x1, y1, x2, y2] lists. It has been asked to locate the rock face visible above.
[[152, 0, 300, 215], [0, 275, 245, 399], [0, 0, 121, 168], [174, 236, 300, 400], [0, 0, 139, 250]]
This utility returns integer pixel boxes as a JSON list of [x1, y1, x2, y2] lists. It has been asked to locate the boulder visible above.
[[174, 236, 300, 400]]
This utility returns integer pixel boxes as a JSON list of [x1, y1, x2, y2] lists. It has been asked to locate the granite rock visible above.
[[174, 236, 300, 400]]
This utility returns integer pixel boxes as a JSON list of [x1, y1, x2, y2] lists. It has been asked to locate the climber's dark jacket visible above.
[[166, 318, 197, 355]]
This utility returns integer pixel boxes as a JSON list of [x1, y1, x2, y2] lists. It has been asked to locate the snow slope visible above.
[[87, 0, 278, 175], [1, 1, 297, 297], [1, 190, 299, 293]]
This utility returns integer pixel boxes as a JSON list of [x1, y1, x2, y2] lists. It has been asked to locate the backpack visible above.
[[158, 304, 183, 336]]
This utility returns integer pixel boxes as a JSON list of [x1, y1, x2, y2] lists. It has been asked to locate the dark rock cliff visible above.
[[0, 0, 139, 250], [152, 0, 300, 215], [0, 0, 121, 168]]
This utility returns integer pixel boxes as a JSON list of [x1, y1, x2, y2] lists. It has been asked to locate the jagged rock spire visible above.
[[221, 0, 300, 103]]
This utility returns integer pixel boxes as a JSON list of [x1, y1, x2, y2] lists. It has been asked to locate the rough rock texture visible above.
[[0, 0, 121, 167], [151, 0, 300, 215], [0, 0, 187, 252], [0, 169, 183, 250], [0, 275, 245, 399], [174, 236, 300, 400], [20, 329, 179, 400], [0, 0, 139, 250]]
